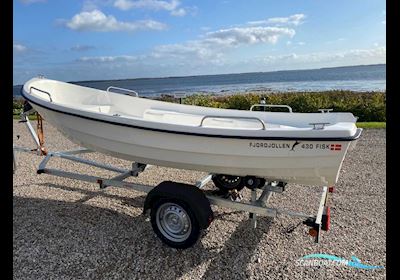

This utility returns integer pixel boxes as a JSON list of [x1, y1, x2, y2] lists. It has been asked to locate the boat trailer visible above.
[[13, 111, 333, 249]]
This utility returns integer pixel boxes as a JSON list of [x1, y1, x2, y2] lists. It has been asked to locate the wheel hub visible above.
[[156, 203, 192, 242]]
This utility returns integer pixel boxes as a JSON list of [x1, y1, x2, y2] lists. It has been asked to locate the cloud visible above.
[[14, 43, 28, 53], [170, 8, 186, 16], [70, 45, 96, 51], [285, 41, 305, 47], [152, 25, 296, 64], [204, 27, 295, 46], [248, 14, 306, 26], [114, 0, 179, 10], [340, 47, 386, 58], [151, 42, 222, 61], [149, 26, 295, 63], [325, 38, 346, 45], [78, 55, 138, 62], [113, 0, 187, 16], [80, 47, 385, 68], [260, 47, 386, 65], [64, 9, 167, 32]]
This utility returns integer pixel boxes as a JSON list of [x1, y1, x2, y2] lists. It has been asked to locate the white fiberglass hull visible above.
[[22, 77, 362, 186], [29, 103, 354, 186]]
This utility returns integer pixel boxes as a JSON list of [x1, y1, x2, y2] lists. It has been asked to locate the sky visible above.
[[13, 0, 386, 85]]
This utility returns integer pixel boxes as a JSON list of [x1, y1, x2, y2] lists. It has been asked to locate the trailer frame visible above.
[[13, 112, 332, 247]]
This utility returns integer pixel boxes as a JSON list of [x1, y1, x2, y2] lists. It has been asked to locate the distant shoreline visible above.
[[67, 63, 386, 84], [13, 63, 385, 87]]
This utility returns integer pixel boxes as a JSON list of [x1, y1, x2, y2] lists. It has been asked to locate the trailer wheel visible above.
[[212, 174, 245, 191], [150, 198, 201, 249]]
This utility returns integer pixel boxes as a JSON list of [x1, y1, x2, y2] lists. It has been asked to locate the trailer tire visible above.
[[150, 198, 201, 249]]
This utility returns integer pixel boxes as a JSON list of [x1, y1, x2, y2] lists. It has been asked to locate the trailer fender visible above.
[[143, 181, 214, 229]]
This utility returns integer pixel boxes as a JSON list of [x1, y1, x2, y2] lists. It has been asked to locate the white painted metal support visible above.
[[276, 209, 315, 219], [13, 149, 16, 174], [101, 179, 152, 194], [265, 184, 285, 193], [13, 146, 37, 153], [256, 190, 273, 207], [313, 186, 329, 243], [264, 191, 273, 204], [107, 171, 133, 185], [38, 153, 53, 170], [61, 148, 93, 155], [250, 189, 258, 228], [195, 174, 213, 188], [38, 159, 281, 216], [13, 113, 41, 173], [35, 148, 325, 223], [36, 151, 279, 217], [22, 115, 41, 152], [103, 164, 148, 188], [206, 194, 277, 217], [35, 151, 282, 217], [130, 163, 147, 176], [315, 186, 328, 225], [316, 224, 322, 243], [13, 145, 42, 173], [49, 152, 127, 174], [41, 168, 106, 184]]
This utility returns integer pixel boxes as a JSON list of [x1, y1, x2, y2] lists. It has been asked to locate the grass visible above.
[[356, 122, 386, 129], [13, 114, 38, 120]]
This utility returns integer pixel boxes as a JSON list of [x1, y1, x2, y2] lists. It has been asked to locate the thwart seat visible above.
[[143, 108, 284, 129], [143, 108, 292, 129]]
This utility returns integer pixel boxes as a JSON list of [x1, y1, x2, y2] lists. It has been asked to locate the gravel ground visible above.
[[13, 120, 386, 279]]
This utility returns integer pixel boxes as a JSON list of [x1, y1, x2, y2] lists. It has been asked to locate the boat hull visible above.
[[31, 103, 352, 186]]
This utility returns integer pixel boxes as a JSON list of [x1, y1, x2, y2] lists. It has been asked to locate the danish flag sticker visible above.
[[330, 144, 342, 151]]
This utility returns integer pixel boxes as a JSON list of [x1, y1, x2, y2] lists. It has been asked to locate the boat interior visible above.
[[24, 78, 358, 132]]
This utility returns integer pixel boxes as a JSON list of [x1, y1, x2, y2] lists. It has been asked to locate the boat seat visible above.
[[82, 93, 113, 105], [143, 108, 273, 129], [79, 94, 112, 113], [72, 104, 112, 113], [144, 109, 202, 126]]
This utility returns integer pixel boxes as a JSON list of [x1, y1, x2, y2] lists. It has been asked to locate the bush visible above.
[[15, 91, 385, 122], [13, 98, 25, 115], [179, 90, 385, 122]]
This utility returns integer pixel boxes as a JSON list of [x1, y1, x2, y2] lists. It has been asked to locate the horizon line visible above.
[[13, 63, 386, 86]]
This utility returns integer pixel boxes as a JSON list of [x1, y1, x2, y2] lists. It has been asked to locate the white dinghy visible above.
[[21, 77, 362, 187]]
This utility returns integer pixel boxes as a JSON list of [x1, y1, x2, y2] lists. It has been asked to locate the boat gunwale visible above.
[[21, 86, 362, 142]]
